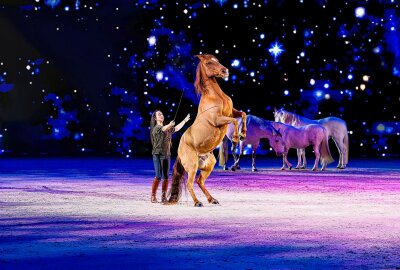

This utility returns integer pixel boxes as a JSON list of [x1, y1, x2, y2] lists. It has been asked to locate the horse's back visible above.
[[317, 117, 347, 126], [301, 123, 326, 133], [283, 124, 325, 148], [317, 117, 348, 138]]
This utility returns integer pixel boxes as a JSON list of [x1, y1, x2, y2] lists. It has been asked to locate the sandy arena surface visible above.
[[0, 157, 400, 269]]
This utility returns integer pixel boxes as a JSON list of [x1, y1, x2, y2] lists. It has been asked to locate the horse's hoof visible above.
[[252, 168, 258, 172], [209, 198, 219, 204], [230, 166, 236, 171], [280, 167, 285, 170], [289, 166, 293, 170], [222, 165, 228, 170], [338, 165, 346, 169], [312, 168, 317, 171], [295, 166, 301, 170], [301, 166, 306, 170], [236, 165, 241, 170], [194, 202, 203, 207]]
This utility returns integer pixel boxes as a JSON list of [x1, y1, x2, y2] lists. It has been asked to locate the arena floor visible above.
[[1, 157, 399, 269]]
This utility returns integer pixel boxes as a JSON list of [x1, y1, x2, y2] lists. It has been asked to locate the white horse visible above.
[[274, 108, 349, 169], [270, 121, 334, 171], [218, 114, 284, 172]]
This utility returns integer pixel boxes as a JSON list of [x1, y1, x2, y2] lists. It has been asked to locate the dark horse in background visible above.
[[218, 114, 284, 172], [167, 54, 247, 207]]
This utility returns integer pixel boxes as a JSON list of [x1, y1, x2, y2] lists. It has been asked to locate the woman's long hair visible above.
[[150, 110, 159, 147]]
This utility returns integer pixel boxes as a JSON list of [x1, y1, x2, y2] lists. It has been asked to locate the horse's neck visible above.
[[204, 78, 226, 98], [198, 78, 229, 114], [293, 114, 315, 126], [272, 121, 288, 132]]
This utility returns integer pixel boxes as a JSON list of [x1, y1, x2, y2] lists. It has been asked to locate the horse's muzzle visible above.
[[276, 152, 283, 156], [221, 72, 229, 78], [221, 68, 229, 78]]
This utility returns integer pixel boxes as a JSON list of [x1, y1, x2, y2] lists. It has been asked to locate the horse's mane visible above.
[[248, 115, 282, 137], [281, 109, 300, 126], [194, 63, 206, 96]]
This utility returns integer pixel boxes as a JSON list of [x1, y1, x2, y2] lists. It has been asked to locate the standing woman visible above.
[[150, 110, 190, 203]]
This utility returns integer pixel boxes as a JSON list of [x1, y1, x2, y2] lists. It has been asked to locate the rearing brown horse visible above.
[[167, 54, 246, 207]]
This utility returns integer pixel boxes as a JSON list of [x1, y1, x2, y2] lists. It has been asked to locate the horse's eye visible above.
[[206, 62, 212, 65]]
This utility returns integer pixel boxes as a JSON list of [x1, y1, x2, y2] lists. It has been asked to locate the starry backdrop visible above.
[[0, 0, 399, 158]]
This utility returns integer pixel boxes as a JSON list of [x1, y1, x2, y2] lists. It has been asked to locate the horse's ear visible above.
[[273, 107, 277, 113], [275, 128, 282, 137], [194, 54, 202, 60]]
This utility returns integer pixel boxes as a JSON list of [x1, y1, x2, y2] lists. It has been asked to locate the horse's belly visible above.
[[194, 131, 225, 154]]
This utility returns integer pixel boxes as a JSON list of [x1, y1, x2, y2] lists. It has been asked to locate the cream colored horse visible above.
[[167, 54, 246, 207]]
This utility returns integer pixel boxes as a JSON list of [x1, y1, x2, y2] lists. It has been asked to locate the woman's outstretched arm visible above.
[[174, 114, 190, 132]]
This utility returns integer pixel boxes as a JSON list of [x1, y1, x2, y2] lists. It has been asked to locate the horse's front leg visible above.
[[295, 148, 302, 169], [251, 143, 259, 172], [231, 141, 243, 171], [280, 155, 286, 170], [300, 148, 307, 169], [213, 115, 239, 143], [232, 108, 246, 140], [283, 154, 293, 170]]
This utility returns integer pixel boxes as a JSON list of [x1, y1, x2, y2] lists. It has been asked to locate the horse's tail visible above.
[[218, 143, 225, 166], [320, 130, 334, 166], [218, 137, 228, 166], [168, 156, 187, 203], [344, 132, 349, 165]]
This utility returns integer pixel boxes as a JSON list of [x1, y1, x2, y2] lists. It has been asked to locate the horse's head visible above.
[[196, 54, 229, 79], [269, 127, 285, 156]]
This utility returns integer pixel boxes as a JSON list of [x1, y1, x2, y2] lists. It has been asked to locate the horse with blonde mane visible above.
[[274, 108, 348, 169], [167, 54, 247, 207]]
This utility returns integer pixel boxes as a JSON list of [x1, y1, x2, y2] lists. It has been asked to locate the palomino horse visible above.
[[270, 122, 334, 171], [167, 54, 247, 207], [218, 114, 284, 172], [274, 108, 348, 169]]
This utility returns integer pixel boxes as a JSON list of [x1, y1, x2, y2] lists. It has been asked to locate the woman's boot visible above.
[[161, 179, 169, 203], [151, 177, 160, 203]]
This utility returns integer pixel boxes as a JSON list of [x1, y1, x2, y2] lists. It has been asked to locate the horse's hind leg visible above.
[[251, 143, 259, 172], [196, 153, 219, 204], [312, 144, 321, 171], [333, 137, 347, 169]]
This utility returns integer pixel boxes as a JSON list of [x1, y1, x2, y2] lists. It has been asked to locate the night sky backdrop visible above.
[[0, 0, 399, 158]]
